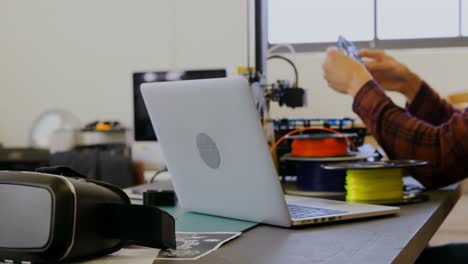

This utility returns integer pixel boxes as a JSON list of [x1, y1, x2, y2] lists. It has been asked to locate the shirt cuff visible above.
[[352, 80, 387, 119], [405, 82, 432, 116]]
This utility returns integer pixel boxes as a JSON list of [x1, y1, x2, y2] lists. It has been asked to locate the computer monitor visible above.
[[133, 69, 228, 141]]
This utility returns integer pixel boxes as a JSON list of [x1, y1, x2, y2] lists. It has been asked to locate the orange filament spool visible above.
[[291, 137, 349, 157], [270, 127, 354, 157]]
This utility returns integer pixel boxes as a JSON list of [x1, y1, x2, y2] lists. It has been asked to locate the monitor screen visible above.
[[133, 69, 227, 141]]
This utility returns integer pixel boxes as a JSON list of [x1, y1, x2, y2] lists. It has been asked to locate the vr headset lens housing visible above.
[[0, 184, 53, 249]]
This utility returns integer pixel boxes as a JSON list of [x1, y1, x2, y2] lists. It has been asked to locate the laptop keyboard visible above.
[[288, 204, 347, 219]]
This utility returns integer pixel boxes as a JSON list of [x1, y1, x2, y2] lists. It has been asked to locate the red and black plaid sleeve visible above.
[[353, 81, 468, 189], [406, 82, 460, 126]]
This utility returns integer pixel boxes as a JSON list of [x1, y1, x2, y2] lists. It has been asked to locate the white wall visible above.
[[1, 0, 468, 146]]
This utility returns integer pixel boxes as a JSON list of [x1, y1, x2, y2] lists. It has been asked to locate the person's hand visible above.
[[322, 47, 373, 97], [359, 49, 422, 102]]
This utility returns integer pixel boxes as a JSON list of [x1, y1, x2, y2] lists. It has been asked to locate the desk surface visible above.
[[156, 184, 461, 264]]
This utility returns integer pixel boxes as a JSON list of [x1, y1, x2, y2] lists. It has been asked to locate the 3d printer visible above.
[[246, 0, 371, 194]]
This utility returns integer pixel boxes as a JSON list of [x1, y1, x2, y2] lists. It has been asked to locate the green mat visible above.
[[159, 206, 257, 232], [132, 200, 257, 232]]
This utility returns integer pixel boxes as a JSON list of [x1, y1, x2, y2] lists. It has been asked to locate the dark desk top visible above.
[[156, 184, 461, 264]]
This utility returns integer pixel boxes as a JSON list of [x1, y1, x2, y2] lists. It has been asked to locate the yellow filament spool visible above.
[[345, 168, 404, 203]]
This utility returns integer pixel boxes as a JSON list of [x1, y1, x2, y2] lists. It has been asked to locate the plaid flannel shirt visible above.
[[353, 81, 468, 189]]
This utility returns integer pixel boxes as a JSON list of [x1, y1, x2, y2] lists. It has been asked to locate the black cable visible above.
[[267, 55, 299, 87], [150, 168, 168, 184]]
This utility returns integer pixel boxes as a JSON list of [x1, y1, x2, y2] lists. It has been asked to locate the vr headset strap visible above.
[[101, 204, 176, 249]]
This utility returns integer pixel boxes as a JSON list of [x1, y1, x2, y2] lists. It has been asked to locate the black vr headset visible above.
[[0, 167, 176, 263]]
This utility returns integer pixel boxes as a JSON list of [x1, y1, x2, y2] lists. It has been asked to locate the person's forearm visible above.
[[406, 82, 460, 126], [401, 71, 422, 103], [353, 81, 468, 189]]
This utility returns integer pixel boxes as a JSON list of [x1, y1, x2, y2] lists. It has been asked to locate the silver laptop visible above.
[[141, 77, 399, 227]]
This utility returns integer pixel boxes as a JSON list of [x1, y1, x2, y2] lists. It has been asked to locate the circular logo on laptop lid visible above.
[[196, 133, 221, 169]]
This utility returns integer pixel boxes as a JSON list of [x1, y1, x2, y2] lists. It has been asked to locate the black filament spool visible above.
[[295, 160, 346, 192]]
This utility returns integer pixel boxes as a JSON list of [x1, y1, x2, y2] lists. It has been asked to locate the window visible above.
[[268, 0, 468, 50], [462, 0, 468, 35], [377, 0, 459, 40], [268, 0, 374, 43]]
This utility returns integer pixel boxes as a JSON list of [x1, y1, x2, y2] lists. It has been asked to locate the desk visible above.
[[155, 184, 461, 264]]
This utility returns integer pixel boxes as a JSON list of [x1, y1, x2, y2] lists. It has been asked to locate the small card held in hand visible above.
[[338, 35, 363, 63]]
